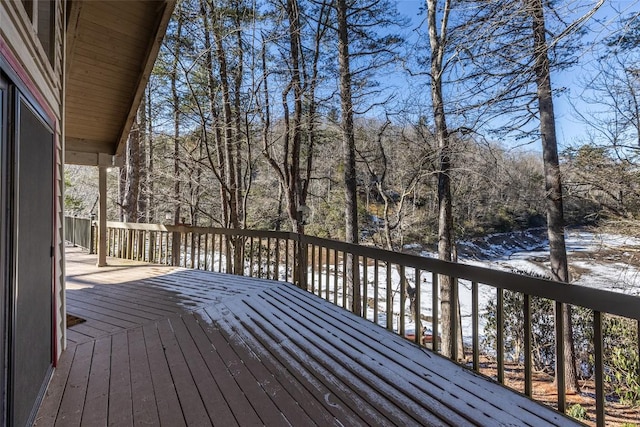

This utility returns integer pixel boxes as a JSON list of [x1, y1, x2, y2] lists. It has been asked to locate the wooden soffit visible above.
[[65, 0, 175, 166]]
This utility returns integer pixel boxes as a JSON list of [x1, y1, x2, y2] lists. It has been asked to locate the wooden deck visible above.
[[34, 247, 579, 426]]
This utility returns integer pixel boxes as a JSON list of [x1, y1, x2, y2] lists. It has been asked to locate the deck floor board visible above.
[[167, 316, 240, 427], [81, 336, 111, 426], [141, 322, 187, 427], [34, 247, 580, 427]]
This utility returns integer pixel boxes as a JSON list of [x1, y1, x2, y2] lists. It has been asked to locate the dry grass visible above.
[[474, 359, 640, 426]]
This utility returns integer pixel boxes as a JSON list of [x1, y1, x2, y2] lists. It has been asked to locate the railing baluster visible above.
[[123, 229, 127, 259], [127, 229, 133, 259], [432, 273, 438, 353], [637, 319, 640, 386], [325, 246, 331, 301], [267, 237, 272, 280], [143, 230, 148, 262], [196, 233, 201, 269], [157, 232, 162, 264], [204, 233, 209, 270], [555, 301, 566, 413], [164, 232, 169, 265], [472, 281, 479, 371], [140, 230, 145, 261], [119, 228, 123, 258], [147, 231, 154, 262], [275, 238, 281, 280], [285, 238, 290, 282], [333, 250, 338, 306], [258, 237, 263, 278], [524, 293, 532, 396], [497, 287, 504, 383], [353, 255, 361, 316], [310, 244, 316, 294], [183, 231, 189, 268], [135, 231, 140, 260], [318, 247, 323, 298], [249, 236, 254, 277], [451, 277, 459, 360], [132, 230, 136, 260], [386, 262, 392, 332], [190, 232, 195, 269], [217, 233, 223, 272], [342, 252, 347, 309], [165, 232, 170, 265], [362, 257, 368, 321], [594, 311, 605, 427], [415, 268, 421, 345], [400, 265, 406, 338], [374, 260, 379, 325]]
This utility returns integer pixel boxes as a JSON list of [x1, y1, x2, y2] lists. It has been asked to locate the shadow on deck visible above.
[[34, 247, 579, 426]]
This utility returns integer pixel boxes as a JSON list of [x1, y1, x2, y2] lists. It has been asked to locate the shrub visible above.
[[567, 404, 589, 421], [483, 281, 640, 404]]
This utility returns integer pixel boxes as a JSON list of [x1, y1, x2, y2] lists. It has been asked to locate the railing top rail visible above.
[[106, 221, 294, 240], [101, 220, 640, 321], [301, 234, 640, 321]]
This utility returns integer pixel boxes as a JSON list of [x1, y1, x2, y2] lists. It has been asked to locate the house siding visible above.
[[0, 0, 65, 359]]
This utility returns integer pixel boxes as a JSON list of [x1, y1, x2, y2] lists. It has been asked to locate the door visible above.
[[0, 73, 7, 427], [8, 91, 54, 426]]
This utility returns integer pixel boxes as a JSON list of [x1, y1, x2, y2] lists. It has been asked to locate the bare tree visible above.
[[448, 0, 607, 394], [424, 0, 462, 360]]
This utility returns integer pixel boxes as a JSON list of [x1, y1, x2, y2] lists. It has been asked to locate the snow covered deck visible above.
[[35, 247, 579, 426]]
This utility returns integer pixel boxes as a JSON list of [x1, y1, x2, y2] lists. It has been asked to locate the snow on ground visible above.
[[168, 228, 640, 353], [461, 229, 640, 295], [376, 228, 640, 345]]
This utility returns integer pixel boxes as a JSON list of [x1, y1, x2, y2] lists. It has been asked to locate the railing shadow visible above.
[[71, 218, 640, 426]]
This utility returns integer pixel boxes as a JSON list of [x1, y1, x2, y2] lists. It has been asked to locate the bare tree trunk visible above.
[[336, 0, 360, 313], [199, 0, 228, 227], [530, 0, 579, 393], [118, 161, 126, 222], [171, 13, 183, 227], [123, 121, 140, 223], [146, 85, 155, 223], [286, 0, 304, 234], [233, 12, 245, 228], [212, 10, 239, 230], [426, 0, 461, 360], [138, 97, 147, 222]]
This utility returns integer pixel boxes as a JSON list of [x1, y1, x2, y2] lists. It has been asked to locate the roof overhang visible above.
[[64, 0, 175, 166]]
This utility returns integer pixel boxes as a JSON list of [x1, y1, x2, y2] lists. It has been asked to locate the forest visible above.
[[63, 0, 640, 413], [65, 0, 639, 251]]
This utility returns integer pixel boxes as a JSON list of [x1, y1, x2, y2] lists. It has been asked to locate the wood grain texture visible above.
[[34, 247, 580, 426]]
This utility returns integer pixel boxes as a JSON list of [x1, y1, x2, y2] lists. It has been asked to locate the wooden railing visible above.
[[64, 216, 94, 252], [82, 219, 640, 426]]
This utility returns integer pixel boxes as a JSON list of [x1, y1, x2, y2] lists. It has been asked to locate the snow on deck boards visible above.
[[35, 247, 579, 426]]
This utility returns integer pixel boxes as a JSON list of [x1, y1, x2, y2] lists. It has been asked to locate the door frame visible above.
[[0, 56, 57, 426], [0, 69, 8, 427]]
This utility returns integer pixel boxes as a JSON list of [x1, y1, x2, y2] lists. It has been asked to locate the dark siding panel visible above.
[[0, 75, 8, 427], [12, 97, 54, 427]]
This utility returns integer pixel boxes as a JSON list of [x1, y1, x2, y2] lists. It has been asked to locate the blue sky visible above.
[[389, 0, 640, 150]]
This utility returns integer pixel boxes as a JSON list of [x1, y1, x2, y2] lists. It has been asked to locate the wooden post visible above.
[[97, 166, 107, 267], [171, 230, 180, 266]]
